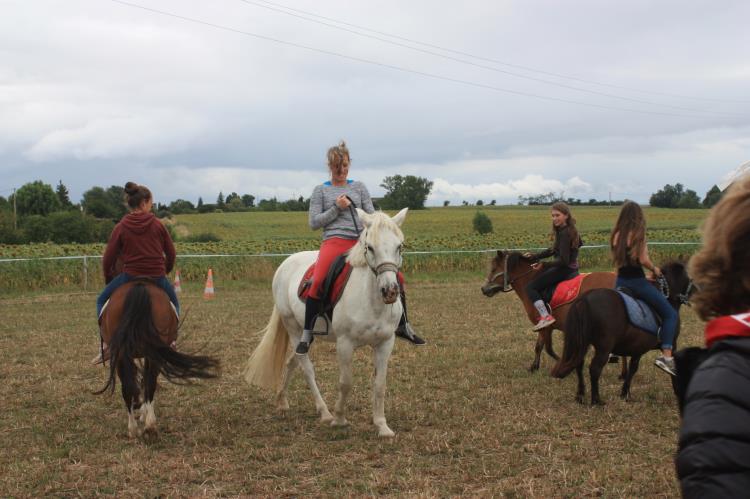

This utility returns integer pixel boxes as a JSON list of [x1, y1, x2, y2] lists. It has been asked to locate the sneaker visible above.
[[532, 315, 556, 331], [654, 355, 676, 376], [395, 323, 427, 345]]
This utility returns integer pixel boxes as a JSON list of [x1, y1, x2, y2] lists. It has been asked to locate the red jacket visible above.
[[102, 212, 176, 283]]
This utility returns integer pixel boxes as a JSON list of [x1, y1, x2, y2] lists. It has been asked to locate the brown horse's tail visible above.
[[96, 282, 219, 395], [551, 296, 592, 378]]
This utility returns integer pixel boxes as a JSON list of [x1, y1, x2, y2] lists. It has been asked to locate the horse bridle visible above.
[[657, 274, 694, 307], [345, 198, 403, 277], [488, 255, 536, 293]]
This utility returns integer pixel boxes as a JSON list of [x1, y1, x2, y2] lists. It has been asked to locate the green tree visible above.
[[676, 189, 701, 209], [227, 197, 244, 211], [169, 199, 196, 214], [197, 197, 204, 209], [241, 194, 255, 208], [216, 192, 225, 208], [473, 211, 493, 234], [82, 186, 126, 219], [476, 199, 484, 206], [56, 180, 73, 209], [703, 185, 723, 208], [379, 175, 433, 210], [649, 183, 685, 208], [15, 180, 61, 216]]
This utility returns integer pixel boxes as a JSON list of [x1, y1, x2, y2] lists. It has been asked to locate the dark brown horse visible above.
[[481, 250, 616, 371], [550, 261, 692, 405], [96, 280, 219, 439]]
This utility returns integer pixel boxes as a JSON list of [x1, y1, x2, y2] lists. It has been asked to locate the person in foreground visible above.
[[523, 202, 582, 331], [675, 175, 750, 497], [610, 201, 678, 375], [296, 140, 425, 355], [92, 182, 179, 364]]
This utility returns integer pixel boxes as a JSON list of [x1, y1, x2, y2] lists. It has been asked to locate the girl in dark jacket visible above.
[[92, 182, 179, 363], [524, 202, 582, 331], [675, 174, 750, 497]]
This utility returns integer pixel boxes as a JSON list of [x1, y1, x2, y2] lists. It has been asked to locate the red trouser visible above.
[[309, 238, 358, 299], [309, 237, 405, 299]]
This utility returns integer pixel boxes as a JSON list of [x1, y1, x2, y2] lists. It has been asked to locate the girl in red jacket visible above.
[[94, 182, 179, 361]]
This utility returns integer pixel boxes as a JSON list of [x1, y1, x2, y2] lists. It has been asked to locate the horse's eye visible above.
[[367, 245, 374, 253]]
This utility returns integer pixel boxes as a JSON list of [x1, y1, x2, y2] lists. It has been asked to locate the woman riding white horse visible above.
[[296, 140, 424, 354], [245, 207, 410, 437]]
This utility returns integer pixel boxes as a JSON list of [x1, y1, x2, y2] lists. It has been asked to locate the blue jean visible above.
[[96, 273, 180, 318], [616, 276, 677, 350]]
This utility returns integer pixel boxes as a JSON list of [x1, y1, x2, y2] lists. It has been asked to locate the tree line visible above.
[[0, 175, 434, 244]]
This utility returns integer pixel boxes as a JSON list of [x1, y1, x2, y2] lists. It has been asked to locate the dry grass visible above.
[[0, 278, 699, 497]]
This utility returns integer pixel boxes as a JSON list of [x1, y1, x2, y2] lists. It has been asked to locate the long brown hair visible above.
[[610, 201, 646, 268], [123, 182, 152, 210], [689, 176, 750, 319], [550, 202, 581, 248]]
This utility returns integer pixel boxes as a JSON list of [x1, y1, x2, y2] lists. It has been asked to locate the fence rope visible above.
[[0, 241, 701, 264]]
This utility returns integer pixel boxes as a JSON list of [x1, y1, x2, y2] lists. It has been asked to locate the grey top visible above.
[[309, 180, 375, 240]]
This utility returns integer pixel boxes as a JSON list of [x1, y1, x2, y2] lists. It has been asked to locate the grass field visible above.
[[0, 279, 698, 497], [0, 206, 707, 294]]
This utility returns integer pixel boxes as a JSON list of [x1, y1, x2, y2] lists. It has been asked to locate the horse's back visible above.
[[272, 251, 318, 318], [101, 281, 176, 346], [580, 271, 616, 291]]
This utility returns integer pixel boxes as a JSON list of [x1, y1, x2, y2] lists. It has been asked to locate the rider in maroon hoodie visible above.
[[93, 182, 178, 363]]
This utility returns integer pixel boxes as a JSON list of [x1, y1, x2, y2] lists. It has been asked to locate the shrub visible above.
[[473, 211, 493, 234], [184, 232, 221, 243]]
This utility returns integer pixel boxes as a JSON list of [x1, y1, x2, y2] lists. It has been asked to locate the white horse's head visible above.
[[348, 208, 408, 304]]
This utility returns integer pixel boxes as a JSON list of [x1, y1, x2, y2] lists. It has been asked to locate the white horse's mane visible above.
[[346, 211, 404, 268]]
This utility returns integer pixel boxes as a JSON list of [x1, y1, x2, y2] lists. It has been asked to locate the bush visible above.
[[20, 211, 114, 243], [0, 211, 24, 244], [473, 211, 493, 234], [22, 215, 53, 242], [183, 232, 221, 243]]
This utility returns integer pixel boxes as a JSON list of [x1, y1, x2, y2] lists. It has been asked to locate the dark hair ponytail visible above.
[[123, 182, 152, 210]]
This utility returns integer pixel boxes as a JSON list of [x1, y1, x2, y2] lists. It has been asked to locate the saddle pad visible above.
[[550, 273, 589, 310], [298, 262, 353, 307], [616, 291, 660, 336]]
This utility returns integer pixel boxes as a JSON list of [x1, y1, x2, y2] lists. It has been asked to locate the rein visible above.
[[658, 273, 694, 307]]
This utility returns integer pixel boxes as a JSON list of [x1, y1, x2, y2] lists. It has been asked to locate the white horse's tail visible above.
[[244, 305, 290, 391]]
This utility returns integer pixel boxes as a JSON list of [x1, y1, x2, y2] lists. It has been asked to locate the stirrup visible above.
[[311, 314, 330, 336]]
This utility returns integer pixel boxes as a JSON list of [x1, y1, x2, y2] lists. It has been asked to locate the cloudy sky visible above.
[[2, 0, 748, 205]]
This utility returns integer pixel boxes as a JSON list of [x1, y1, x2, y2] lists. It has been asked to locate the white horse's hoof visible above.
[[320, 412, 334, 424], [377, 426, 395, 438], [276, 399, 290, 411], [330, 418, 349, 428]]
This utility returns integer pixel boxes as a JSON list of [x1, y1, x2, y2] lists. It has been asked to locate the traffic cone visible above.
[[203, 269, 215, 299], [173, 270, 182, 294]]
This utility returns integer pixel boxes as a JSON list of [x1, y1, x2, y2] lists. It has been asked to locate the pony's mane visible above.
[[505, 251, 533, 271], [346, 212, 404, 268]]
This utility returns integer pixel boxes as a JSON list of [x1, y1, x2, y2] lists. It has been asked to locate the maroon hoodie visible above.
[[102, 212, 176, 283]]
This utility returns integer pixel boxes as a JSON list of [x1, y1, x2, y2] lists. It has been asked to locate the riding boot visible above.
[[395, 291, 426, 345], [296, 297, 323, 355]]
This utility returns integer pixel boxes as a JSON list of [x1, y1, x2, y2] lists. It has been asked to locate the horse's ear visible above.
[[391, 208, 408, 227], [497, 250, 503, 257], [356, 208, 373, 227]]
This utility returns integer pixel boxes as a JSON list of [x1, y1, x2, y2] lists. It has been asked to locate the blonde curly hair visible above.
[[326, 140, 350, 171], [689, 175, 750, 320]]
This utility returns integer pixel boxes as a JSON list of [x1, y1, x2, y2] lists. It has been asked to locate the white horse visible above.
[[244, 208, 408, 437]]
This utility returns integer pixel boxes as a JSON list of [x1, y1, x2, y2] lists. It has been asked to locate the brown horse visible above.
[[550, 261, 692, 405], [481, 250, 617, 371], [96, 280, 219, 439]]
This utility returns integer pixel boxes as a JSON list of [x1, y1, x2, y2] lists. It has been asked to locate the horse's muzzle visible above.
[[481, 282, 502, 297], [381, 283, 400, 304]]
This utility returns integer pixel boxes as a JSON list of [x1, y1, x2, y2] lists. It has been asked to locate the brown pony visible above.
[[481, 250, 617, 371], [550, 261, 692, 405], [96, 280, 219, 439]]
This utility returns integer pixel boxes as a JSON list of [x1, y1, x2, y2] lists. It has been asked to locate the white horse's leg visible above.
[[142, 401, 157, 437], [275, 351, 299, 411], [332, 339, 355, 427], [297, 354, 333, 423], [372, 338, 395, 437]]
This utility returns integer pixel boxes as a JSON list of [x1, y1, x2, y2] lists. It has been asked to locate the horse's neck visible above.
[[343, 266, 390, 314]]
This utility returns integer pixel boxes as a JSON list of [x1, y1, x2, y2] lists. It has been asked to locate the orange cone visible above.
[[173, 270, 182, 293], [203, 269, 215, 299]]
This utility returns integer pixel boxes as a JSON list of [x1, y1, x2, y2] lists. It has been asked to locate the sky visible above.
[[1, 0, 749, 206]]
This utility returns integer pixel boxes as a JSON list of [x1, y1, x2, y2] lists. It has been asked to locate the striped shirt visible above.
[[309, 180, 375, 240]]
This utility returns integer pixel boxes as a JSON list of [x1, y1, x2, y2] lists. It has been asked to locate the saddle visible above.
[[615, 286, 662, 336], [297, 254, 353, 322], [544, 273, 587, 310]]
